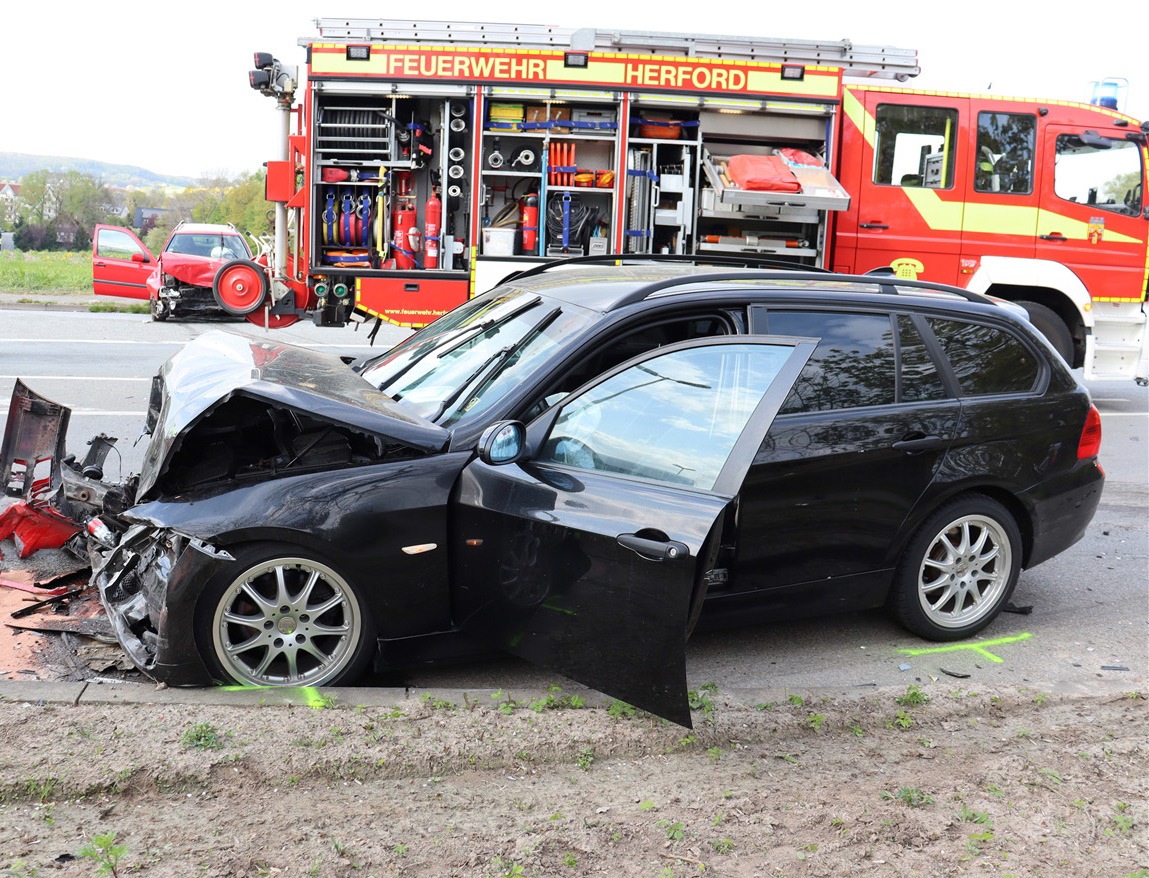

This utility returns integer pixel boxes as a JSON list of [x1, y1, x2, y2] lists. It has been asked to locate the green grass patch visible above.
[[0, 250, 93, 293], [88, 302, 149, 314]]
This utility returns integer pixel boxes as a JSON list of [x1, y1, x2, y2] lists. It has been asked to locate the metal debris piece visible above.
[[6, 616, 116, 641], [939, 667, 971, 679], [10, 588, 87, 619], [1003, 602, 1033, 615], [0, 501, 81, 559]]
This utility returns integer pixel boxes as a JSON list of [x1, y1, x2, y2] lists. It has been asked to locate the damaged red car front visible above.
[[92, 222, 265, 321]]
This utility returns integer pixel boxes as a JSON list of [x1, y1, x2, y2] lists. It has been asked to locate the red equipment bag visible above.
[[726, 154, 801, 192]]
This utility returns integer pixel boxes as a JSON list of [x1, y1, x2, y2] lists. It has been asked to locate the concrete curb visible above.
[[0, 295, 102, 312], [0, 678, 885, 713]]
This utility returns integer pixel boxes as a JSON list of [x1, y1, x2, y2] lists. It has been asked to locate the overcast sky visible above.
[[4, 1, 1144, 179]]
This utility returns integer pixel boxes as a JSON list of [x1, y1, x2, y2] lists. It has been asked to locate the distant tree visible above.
[[1103, 170, 1141, 205], [192, 170, 271, 237], [13, 220, 52, 251], [16, 170, 117, 248], [145, 214, 182, 253]]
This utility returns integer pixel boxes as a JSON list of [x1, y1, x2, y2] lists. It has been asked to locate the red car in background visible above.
[[91, 222, 266, 321]]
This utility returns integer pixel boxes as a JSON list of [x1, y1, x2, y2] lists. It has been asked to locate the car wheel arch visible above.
[[886, 485, 1034, 572], [191, 539, 378, 688]]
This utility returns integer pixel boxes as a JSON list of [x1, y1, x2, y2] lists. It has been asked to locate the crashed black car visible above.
[[2, 261, 1104, 725]]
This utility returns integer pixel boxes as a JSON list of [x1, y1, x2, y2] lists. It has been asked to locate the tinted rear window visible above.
[[927, 318, 1040, 395], [766, 311, 896, 412]]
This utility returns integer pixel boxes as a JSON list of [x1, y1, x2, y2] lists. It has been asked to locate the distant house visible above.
[[54, 220, 83, 248], [134, 206, 170, 233], [0, 181, 21, 224]]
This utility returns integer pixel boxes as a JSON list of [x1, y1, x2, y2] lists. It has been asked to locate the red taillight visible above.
[[1077, 404, 1102, 460]]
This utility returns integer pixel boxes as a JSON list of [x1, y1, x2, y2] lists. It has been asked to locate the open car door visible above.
[[452, 336, 817, 726], [92, 224, 155, 300]]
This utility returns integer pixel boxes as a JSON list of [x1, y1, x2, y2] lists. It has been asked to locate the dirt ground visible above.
[[0, 683, 1145, 877], [1, 531, 1147, 877]]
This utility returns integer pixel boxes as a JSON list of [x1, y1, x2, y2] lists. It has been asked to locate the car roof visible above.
[[502, 261, 1004, 319], [169, 223, 242, 236]]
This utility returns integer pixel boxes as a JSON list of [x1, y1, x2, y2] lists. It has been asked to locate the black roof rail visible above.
[[497, 252, 994, 308], [499, 252, 828, 286], [613, 269, 995, 308]]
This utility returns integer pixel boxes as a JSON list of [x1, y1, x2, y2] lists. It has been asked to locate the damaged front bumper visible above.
[[2, 380, 136, 555], [92, 523, 219, 686]]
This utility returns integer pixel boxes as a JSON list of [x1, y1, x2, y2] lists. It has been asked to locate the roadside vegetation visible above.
[[0, 250, 91, 293]]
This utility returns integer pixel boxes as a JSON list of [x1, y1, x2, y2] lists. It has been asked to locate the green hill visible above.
[[0, 152, 198, 189]]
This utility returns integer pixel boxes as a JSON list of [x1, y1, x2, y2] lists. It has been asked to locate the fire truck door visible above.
[[1034, 125, 1148, 302], [957, 107, 1039, 274], [838, 90, 967, 285]]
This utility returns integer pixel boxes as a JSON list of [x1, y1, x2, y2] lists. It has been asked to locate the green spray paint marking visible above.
[[218, 685, 331, 708], [898, 631, 1033, 664]]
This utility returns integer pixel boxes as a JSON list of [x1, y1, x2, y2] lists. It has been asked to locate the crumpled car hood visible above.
[[137, 331, 448, 499], [159, 251, 236, 288]]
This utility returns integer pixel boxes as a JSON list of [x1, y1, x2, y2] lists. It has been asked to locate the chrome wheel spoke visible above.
[[309, 593, 345, 618]]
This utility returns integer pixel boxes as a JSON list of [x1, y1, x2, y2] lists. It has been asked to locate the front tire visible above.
[[150, 295, 168, 322], [194, 543, 375, 687], [890, 495, 1022, 641]]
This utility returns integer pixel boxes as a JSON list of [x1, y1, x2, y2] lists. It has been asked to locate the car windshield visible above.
[[358, 288, 593, 424], [165, 233, 249, 259]]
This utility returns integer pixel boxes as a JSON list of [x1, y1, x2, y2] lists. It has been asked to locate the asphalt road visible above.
[[1, 308, 1146, 699]]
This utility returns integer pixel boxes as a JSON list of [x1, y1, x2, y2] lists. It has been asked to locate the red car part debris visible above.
[[0, 501, 81, 560]]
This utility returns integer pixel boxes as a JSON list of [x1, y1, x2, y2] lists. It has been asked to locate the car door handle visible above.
[[892, 434, 946, 454], [859, 222, 890, 230], [1040, 233, 1068, 241], [617, 533, 691, 561]]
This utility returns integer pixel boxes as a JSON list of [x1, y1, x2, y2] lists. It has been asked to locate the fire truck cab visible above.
[[835, 87, 1149, 381]]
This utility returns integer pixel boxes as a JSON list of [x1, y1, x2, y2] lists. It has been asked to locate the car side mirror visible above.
[[476, 421, 526, 465], [131, 252, 149, 264]]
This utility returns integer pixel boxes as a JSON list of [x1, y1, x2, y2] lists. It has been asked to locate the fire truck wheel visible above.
[[212, 259, 269, 316], [1017, 301, 1073, 364]]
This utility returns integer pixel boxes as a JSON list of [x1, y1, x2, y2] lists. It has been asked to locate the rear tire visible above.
[[1017, 300, 1073, 365], [194, 542, 375, 687], [890, 495, 1022, 641]]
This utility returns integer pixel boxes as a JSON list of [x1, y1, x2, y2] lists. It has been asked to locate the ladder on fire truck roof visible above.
[[309, 19, 920, 81]]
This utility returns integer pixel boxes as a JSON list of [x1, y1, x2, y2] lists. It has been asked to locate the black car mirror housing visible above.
[[477, 421, 526, 465]]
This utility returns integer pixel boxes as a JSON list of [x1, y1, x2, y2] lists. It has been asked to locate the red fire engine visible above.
[[242, 20, 1148, 383]]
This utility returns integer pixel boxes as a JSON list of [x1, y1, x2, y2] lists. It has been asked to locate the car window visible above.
[[96, 228, 146, 260], [520, 313, 734, 420], [763, 311, 896, 412], [926, 318, 1041, 395], [165, 233, 249, 258], [539, 342, 793, 491], [897, 315, 948, 401]]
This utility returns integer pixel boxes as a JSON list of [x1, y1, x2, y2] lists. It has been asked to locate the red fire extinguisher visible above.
[[392, 202, 418, 269], [520, 192, 539, 255], [424, 189, 442, 269], [391, 172, 419, 269]]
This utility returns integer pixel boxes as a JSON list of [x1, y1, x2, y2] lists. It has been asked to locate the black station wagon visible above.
[[5, 260, 1104, 725]]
